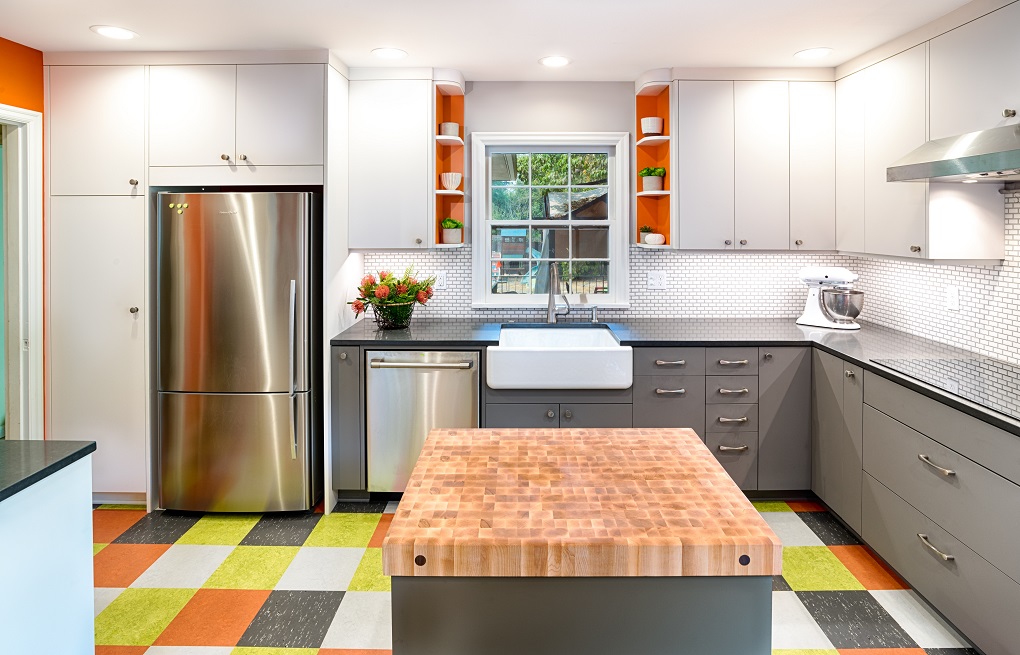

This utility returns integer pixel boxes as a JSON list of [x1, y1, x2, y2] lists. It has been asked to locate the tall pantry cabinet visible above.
[[46, 65, 148, 500]]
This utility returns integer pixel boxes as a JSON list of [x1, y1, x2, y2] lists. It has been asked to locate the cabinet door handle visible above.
[[129, 178, 139, 186], [795, 239, 803, 246], [718, 444, 749, 452], [917, 533, 955, 561], [129, 306, 139, 314], [910, 245, 922, 253], [844, 370, 855, 379], [718, 359, 748, 366], [655, 359, 686, 366], [563, 409, 573, 419], [339, 352, 348, 360], [717, 416, 749, 424], [238, 154, 248, 161], [655, 388, 686, 395], [546, 410, 556, 418], [370, 360, 473, 370], [220, 153, 231, 161], [718, 388, 749, 395], [724, 239, 732, 246], [739, 239, 748, 246], [1005, 108, 1017, 118], [918, 454, 956, 476]]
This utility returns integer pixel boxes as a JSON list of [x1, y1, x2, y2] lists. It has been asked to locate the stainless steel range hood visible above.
[[887, 123, 1020, 182]]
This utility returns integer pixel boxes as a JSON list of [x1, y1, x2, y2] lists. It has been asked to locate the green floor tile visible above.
[[303, 513, 380, 547], [231, 648, 318, 655], [348, 547, 389, 592], [98, 503, 146, 510], [204, 546, 299, 589], [94, 587, 196, 646], [176, 514, 262, 546], [782, 546, 865, 591], [752, 501, 793, 512], [93, 543, 108, 555]]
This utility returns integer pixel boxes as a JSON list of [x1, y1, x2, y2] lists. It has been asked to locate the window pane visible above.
[[530, 227, 570, 259], [491, 187, 529, 221], [491, 225, 531, 261], [570, 261, 610, 295], [531, 187, 569, 220], [570, 153, 608, 185], [491, 153, 529, 186], [532, 261, 570, 295], [573, 226, 609, 258], [569, 186, 609, 220], [532, 153, 568, 186]]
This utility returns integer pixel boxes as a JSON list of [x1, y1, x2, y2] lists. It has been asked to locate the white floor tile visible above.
[[761, 512, 826, 547], [772, 591, 835, 650], [384, 501, 400, 514], [320, 591, 393, 649], [129, 544, 233, 588], [143, 648, 233, 654], [871, 589, 971, 648], [94, 587, 123, 617], [275, 547, 365, 591]]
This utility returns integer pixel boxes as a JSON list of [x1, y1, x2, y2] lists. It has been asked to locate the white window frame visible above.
[[471, 132, 630, 309]]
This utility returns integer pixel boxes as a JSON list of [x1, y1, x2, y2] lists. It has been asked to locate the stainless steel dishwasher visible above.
[[365, 350, 479, 492]]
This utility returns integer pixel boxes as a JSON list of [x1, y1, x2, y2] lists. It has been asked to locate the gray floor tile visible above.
[[799, 511, 861, 546], [237, 589, 344, 648], [332, 501, 389, 513], [112, 511, 202, 544], [772, 575, 792, 591], [240, 513, 323, 546], [872, 589, 971, 649], [797, 590, 917, 649]]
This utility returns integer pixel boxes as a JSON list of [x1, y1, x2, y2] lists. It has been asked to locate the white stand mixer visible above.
[[797, 267, 862, 330]]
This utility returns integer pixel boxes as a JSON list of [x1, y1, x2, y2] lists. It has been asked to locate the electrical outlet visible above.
[[647, 271, 667, 290], [944, 379, 960, 394], [435, 270, 448, 290], [945, 285, 960, 311]]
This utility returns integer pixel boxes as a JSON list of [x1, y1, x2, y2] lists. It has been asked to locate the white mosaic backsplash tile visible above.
[[361, 191, 1020, 365]]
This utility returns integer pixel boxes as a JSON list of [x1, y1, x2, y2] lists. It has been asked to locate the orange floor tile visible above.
[[787, 500, 827, 512], [92, 509, 146, 543], [93, 543, 172, 588], [318, 650, 393, 654], [154, 588, 272, 646], [95, 646, 148, 655], [367, 514, 393, 548], [830, 545, 910, 590], [837, 650, 926, 654]]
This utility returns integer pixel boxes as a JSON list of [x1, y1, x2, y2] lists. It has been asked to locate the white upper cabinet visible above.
[[930, 1, 1020, 140], [790, 81, 836, 250], [149, 64, 324, 167], [48, 66, 145, 196], [734, 81, 789, 250], [835, 72, 866, 253], [675, 80, 735, 250], [863, 44, 928, 258], [348, 78, 433, 249]]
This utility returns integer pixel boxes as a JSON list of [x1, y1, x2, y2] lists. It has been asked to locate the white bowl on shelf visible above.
[[439, 122, 460, 137], [644, 233, 666, 246], [440, 172, 462, 190], [640, 117, 664, 135]]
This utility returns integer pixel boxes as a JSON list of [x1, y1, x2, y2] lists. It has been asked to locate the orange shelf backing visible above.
[[636, 195, 670, 245], [435, 195, 465, 244], [635, 86, 670, 138]]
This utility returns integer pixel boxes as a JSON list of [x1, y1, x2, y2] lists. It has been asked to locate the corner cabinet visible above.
[[811, 349, 863, 533], [634, 71, 673, 248], [348, 68, 466, 250]]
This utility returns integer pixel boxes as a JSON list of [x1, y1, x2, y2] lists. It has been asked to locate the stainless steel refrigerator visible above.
[[157, 191, 322, 512]]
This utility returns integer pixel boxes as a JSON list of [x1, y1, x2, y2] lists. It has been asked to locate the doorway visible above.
[[0, 103, 44, 440]]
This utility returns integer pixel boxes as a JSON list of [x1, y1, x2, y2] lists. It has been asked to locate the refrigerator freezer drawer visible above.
[[159, 392, 311, 512]]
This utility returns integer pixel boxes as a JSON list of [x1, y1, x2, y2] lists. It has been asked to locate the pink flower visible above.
[[396, 283, 409, 294], [351, 299, 365, 315], [416, 290, 428, 304], [374, 285, 390, 299], [378, 270, 391, 280], [361, 274, 376, 287], [408, 277, 418, 285], [425, 286, 434, 299]]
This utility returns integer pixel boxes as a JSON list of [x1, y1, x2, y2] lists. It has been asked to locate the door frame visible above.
[[0, 103, 45, 440]]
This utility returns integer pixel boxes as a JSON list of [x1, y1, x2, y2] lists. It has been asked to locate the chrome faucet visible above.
[[546, 262, 571, 323]]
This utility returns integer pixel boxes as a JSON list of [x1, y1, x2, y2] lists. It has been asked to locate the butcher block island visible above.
[[382, 428, 782, 655]]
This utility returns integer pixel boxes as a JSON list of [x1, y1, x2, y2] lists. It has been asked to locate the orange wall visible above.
[[0, 37, 43, 112]]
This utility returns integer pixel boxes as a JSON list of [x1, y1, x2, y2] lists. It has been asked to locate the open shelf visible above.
[[436, 189, 464, 196], [433, 242, 466, 249], [436, 135, 464, 147], [637, 80, 670, 96], [635, 242, 673, 249], [636, 190, 670, 197], [637, 135, 670, 147]]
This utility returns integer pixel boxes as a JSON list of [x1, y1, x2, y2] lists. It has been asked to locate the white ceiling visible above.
[[0, 0, 975, 80]]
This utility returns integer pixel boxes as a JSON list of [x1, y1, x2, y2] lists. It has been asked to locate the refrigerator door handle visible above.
[[289, 393, 298, 460], [288, 279, 297, 394]]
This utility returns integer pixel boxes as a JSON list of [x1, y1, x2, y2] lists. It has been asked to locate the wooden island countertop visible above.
[[382, 428, 782, 578]]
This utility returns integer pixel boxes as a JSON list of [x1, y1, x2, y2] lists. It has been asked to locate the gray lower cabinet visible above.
[[331, 345, 365, 492], [484, 403, 630, 428], [812, 349, 863, 533], [758, 347, 811, 490], [706, 403, 758, 432], [632, 375, 706, 434], [706, 432, 758, 490], [863, 473, 1020, 655]]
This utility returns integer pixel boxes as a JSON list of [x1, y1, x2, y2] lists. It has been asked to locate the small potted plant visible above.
[[638, 167, 666, 192], [639, 225, 653, 242], [639, 224, 665, 245], [349, 267, 437, 330], [440, 217, 463, 244]]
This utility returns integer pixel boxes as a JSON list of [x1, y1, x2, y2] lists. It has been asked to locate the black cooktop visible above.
[[874, 357, 1020, 423]]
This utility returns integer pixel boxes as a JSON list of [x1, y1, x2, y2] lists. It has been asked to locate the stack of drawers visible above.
[[632, 347, 706, 435], [705, 348, 759, 490]]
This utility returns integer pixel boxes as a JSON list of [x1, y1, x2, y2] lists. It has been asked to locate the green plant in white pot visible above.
[[441, 217, 463, 244], [638, 167, 666, 192]]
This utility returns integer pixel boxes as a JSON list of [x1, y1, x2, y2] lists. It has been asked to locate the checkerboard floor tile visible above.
[[91, 500, 977, 654]]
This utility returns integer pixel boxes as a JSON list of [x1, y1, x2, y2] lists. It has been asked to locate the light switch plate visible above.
[[647, 271, 667, 290]]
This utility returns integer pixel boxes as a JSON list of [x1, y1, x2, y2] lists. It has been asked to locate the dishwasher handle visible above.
[[370, 359, 474, 370]]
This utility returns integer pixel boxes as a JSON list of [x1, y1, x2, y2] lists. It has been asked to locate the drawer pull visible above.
[[718, 388, 749, 395], [655, 359, 686, 366], [718, 359, 749, 366], [718, 444, 749, 452], [655, 388, 686, 395], [717, 416, 749, 423], [918, 454, 956, 476], [917, 533, 955, 561]]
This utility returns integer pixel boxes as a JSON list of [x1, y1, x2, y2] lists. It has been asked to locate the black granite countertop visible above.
[[0, 440, 96, 503], [331, 317, 1020, 437]]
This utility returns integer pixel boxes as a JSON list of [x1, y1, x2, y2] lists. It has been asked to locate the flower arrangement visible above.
[[350, 267, 436, 329]]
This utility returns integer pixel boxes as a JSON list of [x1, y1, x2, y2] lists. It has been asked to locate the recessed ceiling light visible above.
[[371, 47, 408, 60], [539, 56, 571, 68], [794, 47, 832, 60], [90, 25, 137, 40]]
